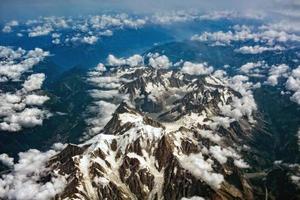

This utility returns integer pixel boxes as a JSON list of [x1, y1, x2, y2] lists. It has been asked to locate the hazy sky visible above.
[[0, 0, 299, 20]]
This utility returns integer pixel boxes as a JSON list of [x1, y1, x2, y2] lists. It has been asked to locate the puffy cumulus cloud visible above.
[[27, 16, 70, 37], [213, 69, 227, 78], [178, 152, 224, 189], [25, 14, 146, 46], [234, 159, 250, 168], [28, 25, 53, 37], [239, 61, 269, 77], [220, 75, 258, 123], [87, 63, 107, 78], [240, 61, 263, 74], [0, 46, 50, 132], [191, 24, 300, 46], [95, 63, 106, 72], [51, 33, 61, 44], [0, 108, 51, 132], [89, 14, 146, 30], [52, 38, 61, 44], [0, 46, 49, 82], [0, 148, 66, 200], [265, 64, 290, 86], [235, 45, 285, 54], [209, 145, 249, 168], [181, 61, 214, 75], [81, 35, 98, 44], [209, 145, 238, 164], [2, 20, 19, 33], [0, 86, 50, 131], [221, 95, 257, 122], [150, 10, 265, 25], [286, 66, 300, 104], [191, 25, 254, 46], [290, 91, 300, 105], [0, 46, 25, 61], [23, 73, 46, 92], [24, 94, 50, 106], [107, 54, 143, 67], [66, 34, 99, 45], [147, 53, 172, 69], [0, 154, 14, 167]]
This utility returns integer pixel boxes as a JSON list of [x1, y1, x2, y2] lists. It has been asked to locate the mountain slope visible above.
[[39, 64, 266, 200]]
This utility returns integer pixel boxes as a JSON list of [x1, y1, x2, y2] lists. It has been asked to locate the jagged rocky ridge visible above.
[[44, 65, 265, 200]]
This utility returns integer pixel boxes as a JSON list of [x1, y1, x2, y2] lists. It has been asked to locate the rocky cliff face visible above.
[[42, 65, 264, 200]]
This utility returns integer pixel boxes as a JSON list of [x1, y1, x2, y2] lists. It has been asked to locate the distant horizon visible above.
[[1, 0, 299, 21]]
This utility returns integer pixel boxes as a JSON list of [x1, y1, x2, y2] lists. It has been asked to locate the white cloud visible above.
[[290, 91, 300, 105], [209, 145, 238, 164], [148, 53, 172, 69], [260, 20, 300, 34], [234, 159, 250, 168], [27, 17, 69, 37], [89, 14, 146, 29], [2, 26, 12, 33], [24, 94, 50, 106], [28, 25, 53, 37], [0, 46, 50, 132], [0, 108, 50, 132], [286, 66, 300, 104], [210, 116, 234, 129], [181, 61, 214, 75], [0, 154, 14, 167], [81, 35, 98, 44], [0, 90, 51, 132], [220, 75, 258, 123], [0, 46, 25, 61], [151, 10, 198, 24], [2, 20, 19, 33], [86, 100, 117, 135], [191, 25, 254, 45], [265, 64, 289, 86], [209, 145, 249, 169], [0, 47, 49, 82], [151, 10, 265, 25], [52, 38, 61, 44], [88, 76, 121, 89], [191, 24, 300, 46], [0, 149, 66, 200], [89, 89, 119, 99], [199, 10, 265, 20], [178, 152, 224, 189], [107, 54, 143, 67], [95, 63, 107, 72], [240, 61, 264, 74], [23, 73, 46, 92], [235, 45, 285, 54], [213, 69, 227, 78]]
